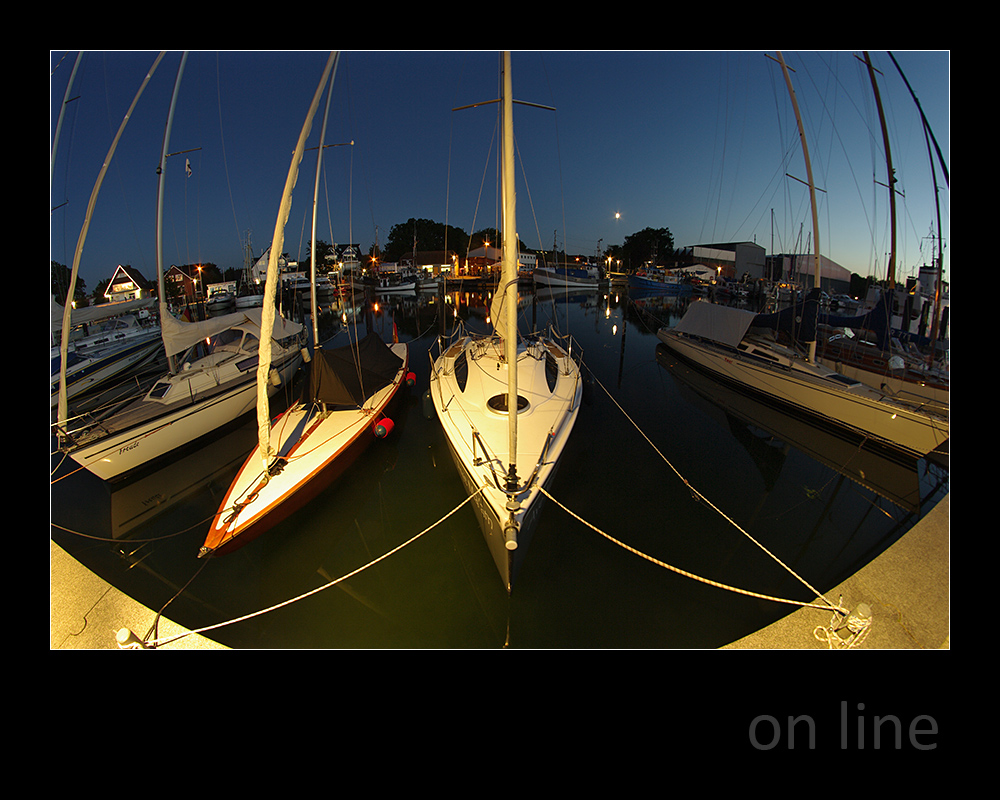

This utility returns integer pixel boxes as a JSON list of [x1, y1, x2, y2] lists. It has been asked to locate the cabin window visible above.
[[454, 349, 469, 392], [487, 394, 529, 413], [545, 351, 559, 392]]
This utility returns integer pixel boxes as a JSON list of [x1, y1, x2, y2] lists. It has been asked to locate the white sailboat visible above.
[[55, 53, 305, 483], [657, 52, 948, 460], [202, 52, 413, 558], [429, 52, 584, 593]]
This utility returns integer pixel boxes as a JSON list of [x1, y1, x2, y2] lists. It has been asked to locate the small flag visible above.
[[185, 158, 192, 177]]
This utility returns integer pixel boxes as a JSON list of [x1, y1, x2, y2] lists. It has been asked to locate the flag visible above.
[[185, 158, 192, 177]]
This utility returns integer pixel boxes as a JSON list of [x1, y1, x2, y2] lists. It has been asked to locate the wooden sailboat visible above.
[[657, 52, 948, 460], [202, 52, 412, 558], [429, 52, 584, 593], [56, 53, 305, 483]]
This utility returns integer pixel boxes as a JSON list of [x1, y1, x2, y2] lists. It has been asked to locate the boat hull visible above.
[[201, 343, 410, 557], [430, 334, 582, 591], [533, 267, 599, 289], [63, 350, 303, 483], [658, 328, 948, 458], [51, 335, 163, 407]]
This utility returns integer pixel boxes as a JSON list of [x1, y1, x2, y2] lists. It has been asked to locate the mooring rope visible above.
[[139, 486, 484, 648], [581, 366, 846, 616]]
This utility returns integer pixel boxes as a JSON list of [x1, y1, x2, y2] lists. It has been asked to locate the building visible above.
[[769, 253, 852, 295], [679, 242, 766, 281], [103, 265, 154, 303]]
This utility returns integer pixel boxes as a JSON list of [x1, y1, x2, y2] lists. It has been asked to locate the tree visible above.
[[382, 218, 469, 262], [619, 227, 674, 272], [51, 261, 88, 306]]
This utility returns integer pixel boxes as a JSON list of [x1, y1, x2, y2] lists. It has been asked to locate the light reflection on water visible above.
[[50, 285, 948, 648]]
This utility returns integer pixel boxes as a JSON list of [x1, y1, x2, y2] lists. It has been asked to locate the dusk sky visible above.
[[50, 50, 949, 296]]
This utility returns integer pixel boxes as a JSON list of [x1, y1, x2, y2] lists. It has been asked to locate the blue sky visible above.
[[50, 50, 949, 295]]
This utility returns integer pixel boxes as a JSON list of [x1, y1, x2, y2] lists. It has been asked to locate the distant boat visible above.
[[50, 299, 162, 407], [534, 263, 600, 289], [430, 52, 584, 593], [627, 267, 691, 294]]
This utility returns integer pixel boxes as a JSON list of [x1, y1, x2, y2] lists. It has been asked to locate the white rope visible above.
[[540, 486, 837, 613], [143, 486, 484, 648], [582, 366, 847, 615]]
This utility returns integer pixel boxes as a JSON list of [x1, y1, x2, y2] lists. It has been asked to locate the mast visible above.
[[157, 52, 189, 375], [502, 51, 519, 494], [57, 52, 166, 429], [775, 51, 821, 363], [309, 53, 340, 349], [256, 52, 338, 464], [862, 51, 897, 290]]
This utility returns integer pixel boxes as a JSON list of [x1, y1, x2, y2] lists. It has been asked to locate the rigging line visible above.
[[539, 486, 841, 613], [585, 364, 842, 613], [215, 52, 244, 251], [144, 486, 486, 648], [51, 510, 217, 544]]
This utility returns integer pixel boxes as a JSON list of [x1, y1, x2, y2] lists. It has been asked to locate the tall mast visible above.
[[502, 51, 519, 492], [156, 52, 189, 375], [775, 51, 821, 362], [309, 53, 340, 348], [862, 51, 897, 290], [57, 52, 166, 428], [256, 52, 338, 463]]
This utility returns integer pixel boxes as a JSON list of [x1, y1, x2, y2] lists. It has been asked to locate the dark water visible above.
[[50, 285, 949, 648]]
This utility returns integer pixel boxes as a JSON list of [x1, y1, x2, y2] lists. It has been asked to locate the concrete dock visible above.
[[50, 539, 228, 650], [724, 493, 949, 649], [50, 493, 948, 650]]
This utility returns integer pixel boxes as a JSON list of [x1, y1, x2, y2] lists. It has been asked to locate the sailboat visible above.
[[429, 52, 584, 593], [54, 53, 305, 483], [657, 52, 948, 460], [202, 52, 413, 558], [814, 52, 949, 412]]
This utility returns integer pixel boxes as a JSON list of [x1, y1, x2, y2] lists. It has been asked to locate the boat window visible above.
[[208, 328, 245, 354], [487, 394, 529, 413], [545, 351, 559, 392], [147, 379, 171, 399], [454, 349, 469, 392]]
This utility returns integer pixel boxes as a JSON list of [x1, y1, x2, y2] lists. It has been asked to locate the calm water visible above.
[[50, 285, 949, 648]]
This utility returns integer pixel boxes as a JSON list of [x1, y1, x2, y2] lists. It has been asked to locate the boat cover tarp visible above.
[[672, 300, 758, 348], [309, 332, 402, 407], [751, 288, 821, 343], [817, 294, 891, 352], [160, 306, 302, 359], [51, 296, 156, 334]]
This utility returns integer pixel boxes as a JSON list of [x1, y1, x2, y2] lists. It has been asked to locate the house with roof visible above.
[[103, 265, 154, 303]]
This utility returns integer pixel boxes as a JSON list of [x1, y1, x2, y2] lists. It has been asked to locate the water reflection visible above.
[[51, 284, 948, 648]]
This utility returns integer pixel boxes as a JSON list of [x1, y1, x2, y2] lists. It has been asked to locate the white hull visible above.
[[63, 348, 303, 482], [533, 267, 600, 289], [203, 342, 410, 556], [430, 333, 582, 590], [51, 334, 162, 407], [658, 327, 948, 458]]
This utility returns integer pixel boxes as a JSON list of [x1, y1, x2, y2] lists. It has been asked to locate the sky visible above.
[[50, 50, 949, 296]]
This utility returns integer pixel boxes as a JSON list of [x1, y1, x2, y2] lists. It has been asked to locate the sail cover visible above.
[[673, 300, 758, 348], [309, 332, 402, 407]]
